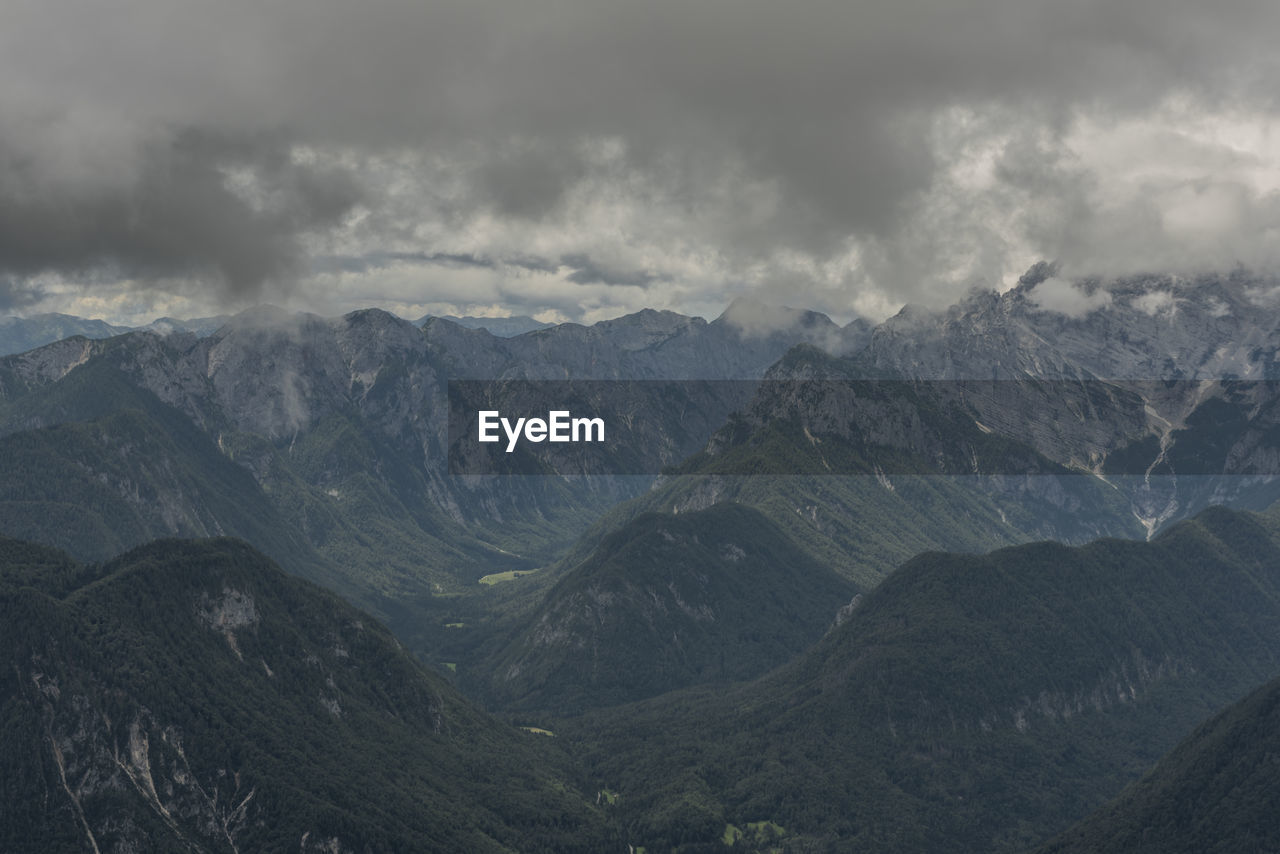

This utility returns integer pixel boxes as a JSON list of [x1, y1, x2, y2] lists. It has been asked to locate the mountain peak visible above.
[[717, 296, 837, 333], [218, 304, 315, 332], [597, 307, 706, 331], [859, 267, 1280, 379], [341, 306, 419, 332]]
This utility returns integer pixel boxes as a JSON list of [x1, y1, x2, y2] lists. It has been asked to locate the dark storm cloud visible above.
[[560, 254, 668, 288], [312, 251, 561, 275], [313, 252, 496, 275], [0, 127, 362, 300], [472, 142, 588, 220], [6, 0, 1280, 314]]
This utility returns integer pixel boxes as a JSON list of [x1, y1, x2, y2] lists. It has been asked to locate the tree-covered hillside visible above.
[[563, 505, 1280, 852], [1038, 671, 1280, 854], [477, 503, 858, 714], [0, 537, 613, 852]]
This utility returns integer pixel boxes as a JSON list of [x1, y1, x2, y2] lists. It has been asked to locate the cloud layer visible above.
[[6, 1, 1280, 321]]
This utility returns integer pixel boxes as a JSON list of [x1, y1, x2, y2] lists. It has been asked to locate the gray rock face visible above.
[[1, 538, 591, 854], [736, 268, 1280, 540], [201, 309, 359, 439], [8, 274, 1280, 603], [0, 302, 847, 597], [854, 267, 1280, 381], [427, 300, 866, 379]]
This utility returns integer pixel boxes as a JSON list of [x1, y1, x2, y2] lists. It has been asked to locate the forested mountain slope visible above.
[[564, 505, 1280, 852], [0, 536, 612, 853]]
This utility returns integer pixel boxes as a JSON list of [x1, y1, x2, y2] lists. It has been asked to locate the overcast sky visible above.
[[6, 0, 1280, 325]]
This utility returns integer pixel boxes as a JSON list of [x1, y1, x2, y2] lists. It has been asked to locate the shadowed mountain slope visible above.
[[0, 536, 613, 853], [478, 503, 859, 714], [564, 505, 1280, 852], [1038, 671, 1280, 854]]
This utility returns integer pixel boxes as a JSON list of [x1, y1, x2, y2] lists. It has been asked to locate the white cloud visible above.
[[1205, 296, 1231, 317], [1027, 277, 1113, 319], [1131, 290, 1176, 316], [1245, 284, 1280, 308]]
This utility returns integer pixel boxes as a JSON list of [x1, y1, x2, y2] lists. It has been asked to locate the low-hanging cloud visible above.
[[7, 0, 1280, 321], [1131, 290, 1176, 316], [1028, 277, 1114, 318]]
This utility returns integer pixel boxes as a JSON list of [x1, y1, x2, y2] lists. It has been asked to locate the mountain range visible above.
[[0, 313, 231, 358], [565, 503, 1280, 851], [0, 301, 859, 666], [7, 274, 1280, 674], [416, 313, 555, 336], [5, 266, 1280, 849], [857, 264, 1280, 380]]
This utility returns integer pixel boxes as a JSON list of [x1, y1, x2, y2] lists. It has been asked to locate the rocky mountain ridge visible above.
[[857, 265, 1280, 380], [0, 312, 231, 358], [6, 266, 1280, 671], [0, 301, 855, 664]]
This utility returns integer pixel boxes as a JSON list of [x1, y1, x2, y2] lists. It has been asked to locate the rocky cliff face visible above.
[[721, 268, 1280, 539], [855, 266, 1280, 381]]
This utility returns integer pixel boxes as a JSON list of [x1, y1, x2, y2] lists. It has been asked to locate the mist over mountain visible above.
[[857, 266, 1280, 380], [135, 315, 233, 338]]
